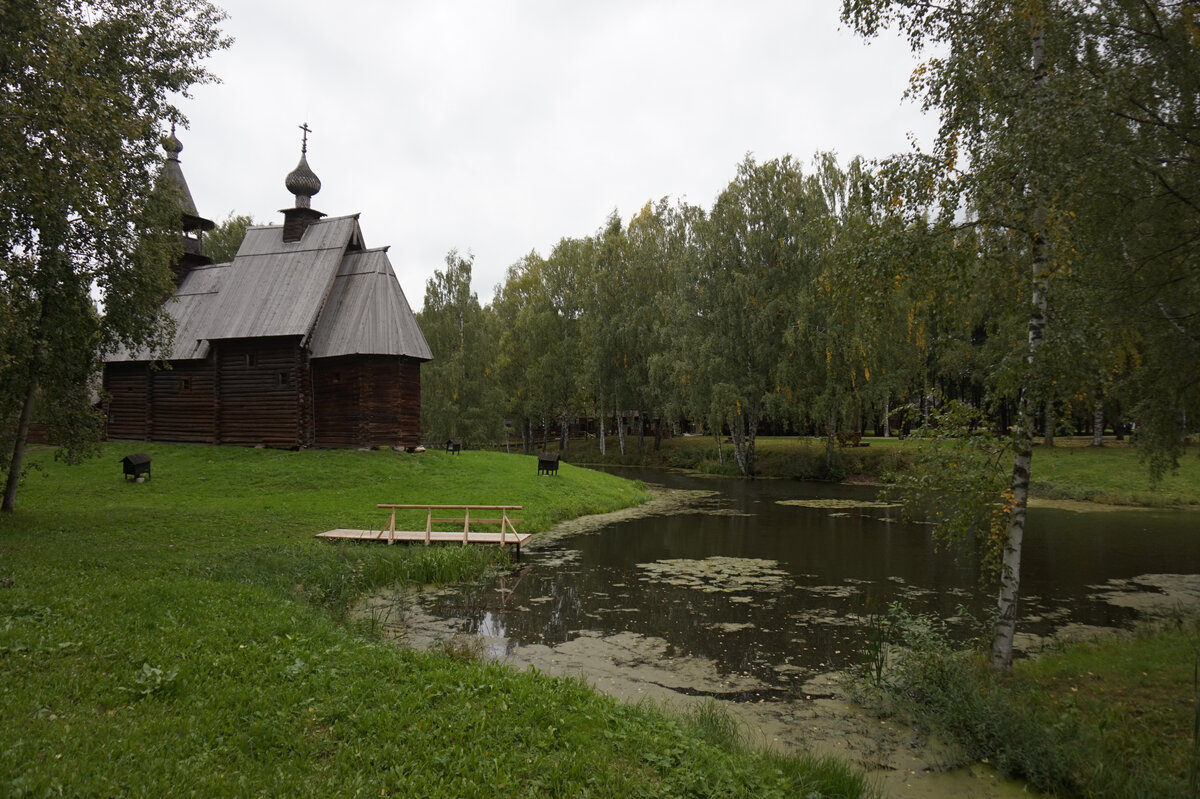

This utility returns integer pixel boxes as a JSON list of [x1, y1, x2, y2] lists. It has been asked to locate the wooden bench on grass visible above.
[[317, 504, 530, 554]]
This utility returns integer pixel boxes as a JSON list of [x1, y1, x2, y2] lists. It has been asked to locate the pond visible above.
[[365, 468, 1200, 796]]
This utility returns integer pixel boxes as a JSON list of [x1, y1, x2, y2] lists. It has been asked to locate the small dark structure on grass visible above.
[[445, 439, 462, 455], [537, 452, 559, 476], [122, 453, 152, 481]]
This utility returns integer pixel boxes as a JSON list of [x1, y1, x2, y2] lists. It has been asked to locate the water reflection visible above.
[[419, 468, 1200, 688]]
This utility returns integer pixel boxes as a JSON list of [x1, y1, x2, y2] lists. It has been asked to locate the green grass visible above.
[[1017, 617, 1200, 798], [562, 434, 1200, 507], [848, 607, 1200, 797], [560, 434, 909, 479], [0, 443, 873, 798], [1031, 439, 1200, 506]]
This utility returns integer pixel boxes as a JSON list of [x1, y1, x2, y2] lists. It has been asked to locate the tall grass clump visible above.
[[206, 542, 510, 618], [850, 604, 1200, 796], [673, 700, 873, 799], [847, 604, 1076, 795]]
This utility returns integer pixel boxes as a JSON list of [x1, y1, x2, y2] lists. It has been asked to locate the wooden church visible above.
[[102, 129, 432, 449]]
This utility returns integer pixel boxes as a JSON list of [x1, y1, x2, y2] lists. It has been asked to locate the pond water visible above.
[[416, 469, 1197, 677], [368, 468, 1200, 796]]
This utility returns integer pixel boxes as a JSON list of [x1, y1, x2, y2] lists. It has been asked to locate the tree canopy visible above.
[[0, 0, 228, 510]]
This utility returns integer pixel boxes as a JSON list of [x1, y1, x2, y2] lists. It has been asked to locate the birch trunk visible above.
[[616, 408, 627, 456], [745, 414, 758, 476], [825, 414, 837, 475], [730, 412, 749, 475], [994, 16, 1049, 673], [2, 370, 38, 512]]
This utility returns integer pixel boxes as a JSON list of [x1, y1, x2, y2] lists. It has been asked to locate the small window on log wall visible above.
[[278, 371, 291, 387], [332, 372, 341, 384], [245, 353, 256, 367], [180, 377, 192, 393]]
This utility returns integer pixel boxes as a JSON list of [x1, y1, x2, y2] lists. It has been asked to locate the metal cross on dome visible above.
[[299, 122, 311, 154]]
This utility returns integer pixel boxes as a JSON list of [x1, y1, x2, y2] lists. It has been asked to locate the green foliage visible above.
[[881, 402, 1013, 583], [0, 0, 229, 510], [419, 250, 505, 447], [850, 605, 1200, 797], [202, 212, 255, 263], [847, 604, 1077, 794], [492, 243, 590, 453], [686, 154, 814, 475]]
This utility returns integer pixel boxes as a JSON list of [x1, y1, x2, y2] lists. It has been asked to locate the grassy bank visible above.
[[560, 434, 1200, 507], [852, 608, 1200, 797], [1018, 619, 1200, 797], [0, 443, 871, 798]]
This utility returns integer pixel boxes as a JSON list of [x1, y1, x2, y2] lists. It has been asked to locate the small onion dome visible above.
[[164, 128, 183, 161], [285, 153, 321, 208]]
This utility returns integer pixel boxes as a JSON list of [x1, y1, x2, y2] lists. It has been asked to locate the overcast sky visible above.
[[175, 1, 937, 309]]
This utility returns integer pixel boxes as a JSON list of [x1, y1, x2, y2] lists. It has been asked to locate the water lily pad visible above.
[[636, 556, 790, 594], [707, 622, 757, 632]]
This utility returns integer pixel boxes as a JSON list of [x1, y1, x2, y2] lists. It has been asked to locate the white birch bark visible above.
[[993, 15, 1049, 672]]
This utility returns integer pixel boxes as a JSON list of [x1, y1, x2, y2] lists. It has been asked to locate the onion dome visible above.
[[285, 123, 321, 208], [164, 126, 183, 161], [280, 123, 326, 242]]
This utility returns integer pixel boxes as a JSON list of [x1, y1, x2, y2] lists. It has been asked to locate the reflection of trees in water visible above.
[[422, 476, 1200, 681]]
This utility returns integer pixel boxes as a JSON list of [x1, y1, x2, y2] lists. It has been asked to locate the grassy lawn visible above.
[[1016, 618, 1200, 797], [0, 443, 871, 798], [1031, 439, 1200, 506]]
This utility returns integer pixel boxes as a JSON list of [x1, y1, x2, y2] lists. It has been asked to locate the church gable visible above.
[[308, 248, 432, 360]]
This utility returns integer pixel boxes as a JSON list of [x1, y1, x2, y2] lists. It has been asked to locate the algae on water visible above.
[[635, 556, 790, 593], [776, 499, 901, 510]]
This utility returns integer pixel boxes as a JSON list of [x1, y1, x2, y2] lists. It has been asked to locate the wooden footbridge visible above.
[[318, 504, 529, 552]]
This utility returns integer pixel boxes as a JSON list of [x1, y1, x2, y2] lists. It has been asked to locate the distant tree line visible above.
[[418, 137, 1196, 473]]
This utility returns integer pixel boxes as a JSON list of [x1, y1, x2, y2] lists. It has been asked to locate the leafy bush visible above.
[[848, 604, 1077, 795]]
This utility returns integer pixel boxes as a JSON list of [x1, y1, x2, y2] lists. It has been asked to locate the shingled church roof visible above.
[[107, 129, 431, 364]]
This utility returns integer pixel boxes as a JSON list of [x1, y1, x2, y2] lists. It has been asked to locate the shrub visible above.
[[848, 604, 1077, 795]]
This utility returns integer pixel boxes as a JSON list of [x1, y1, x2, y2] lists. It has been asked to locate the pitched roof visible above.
[[107, 215, 430, 363], [212, 215, 359, 340], [309, 248, 432, 360]]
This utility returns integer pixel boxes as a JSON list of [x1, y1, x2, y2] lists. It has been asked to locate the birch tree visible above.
[[686, 155, 809, 476], [1, 0, 228, 511], [842, 0, 1099, 669], [419, 250, 504, 447]]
